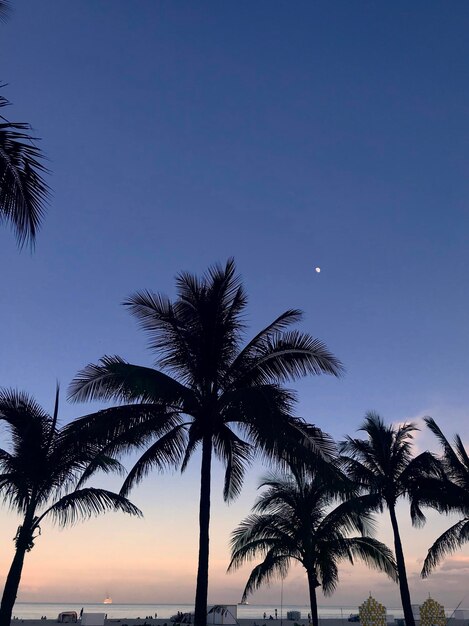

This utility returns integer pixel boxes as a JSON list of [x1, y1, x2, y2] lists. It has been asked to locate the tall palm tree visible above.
[[228, 469, 397, 626], [0, 388, 142, 626], [0, 89, 49, 247], [420, 417, 469, 577], [67, 259, 343, 626], [340, 412, 437, 626]]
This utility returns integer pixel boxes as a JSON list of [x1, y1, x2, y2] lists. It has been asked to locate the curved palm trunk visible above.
[[0, 521, 34, 626], [194, 434, 213, 626], [306, 569, 319, 626], [388, 505, 415, 626]]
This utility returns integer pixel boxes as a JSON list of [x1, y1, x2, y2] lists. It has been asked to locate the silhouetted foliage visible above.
[[0, 387, 141, 626], [1, 2, 50, 247], [0, 89, 49, 247], [340, 412, 439, 626], [420, 418, 469, 577], [67, 259, 343, 626], [229, 468, 397, 626]]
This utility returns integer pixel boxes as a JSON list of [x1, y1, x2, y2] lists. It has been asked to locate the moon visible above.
[[315, 267, 321, 273]]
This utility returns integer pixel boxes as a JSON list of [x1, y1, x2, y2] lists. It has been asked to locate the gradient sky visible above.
[[1, 0, 469, 611]]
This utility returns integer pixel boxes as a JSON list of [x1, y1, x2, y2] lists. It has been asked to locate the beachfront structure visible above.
[[359, 596, 386, 626]]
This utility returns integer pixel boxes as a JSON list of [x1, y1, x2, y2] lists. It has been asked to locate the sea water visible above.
[[10, 603, 407, 621]]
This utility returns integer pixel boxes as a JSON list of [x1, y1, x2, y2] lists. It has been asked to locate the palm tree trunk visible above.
[[0, 523, 33, 626], [194, 434, 213, 626], [388, 505, 415, 626], [306, 569, 319, 626]]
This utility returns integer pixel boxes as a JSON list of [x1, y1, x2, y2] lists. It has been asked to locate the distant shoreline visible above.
[[10, 619, 469, 626]]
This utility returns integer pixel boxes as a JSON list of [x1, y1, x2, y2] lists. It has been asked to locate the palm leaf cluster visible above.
[[64, 259, 343, 626], [0, 388, 141, 626], [0, 91, 49, 247], [229, 469, 397, 626], [229, 412, 469, 626], [3, 257, 469, 626], [0, 388, 140, 525], [338, 413, 441, 626], [420, 417, 469, 578]]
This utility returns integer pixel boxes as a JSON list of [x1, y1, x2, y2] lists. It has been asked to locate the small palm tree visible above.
[[0, 388, 142, 626], [0, 89, 49, 247], [420, 417, 469, 577], [340, 412, 438, 626], [228, 469, 397, 626], [67, 259, 343, 626]]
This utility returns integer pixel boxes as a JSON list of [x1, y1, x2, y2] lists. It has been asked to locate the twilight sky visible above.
[[1, 0, 469, 611]]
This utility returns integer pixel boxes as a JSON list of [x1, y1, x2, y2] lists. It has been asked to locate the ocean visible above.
[[10, 603, 406, 621]]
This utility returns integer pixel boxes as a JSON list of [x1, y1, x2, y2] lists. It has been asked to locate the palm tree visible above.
[[228, 469, 397, 626], [420, 417, 469, 577], [67, 259, 343, 626], [340, 412, 438, 626], [0, 89, 49, 247], [0, 388, 142, 626]]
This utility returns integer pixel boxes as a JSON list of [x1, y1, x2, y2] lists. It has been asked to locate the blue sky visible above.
[[1, 0, 469, 609]]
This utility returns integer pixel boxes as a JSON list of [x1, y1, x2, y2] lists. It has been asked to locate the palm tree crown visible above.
[[229, 468, 397, 626], [0, 387, 141, 626], [67, 259, 343, 626]]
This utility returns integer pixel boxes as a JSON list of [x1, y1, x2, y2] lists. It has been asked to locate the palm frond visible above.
[[226, 309, 304, 383], [238, 331, 343, 386], [0, 472, 29, 511], [212, 425, 252, 502], [68, 357, 193, 408], [0, 447, 14, 466], [0, 91, 49, 247], [38, 487, 142, 527], [339, 438, 385, 483], [240, 552, 290, 602], [180, 422, 201, 473], [123, 291, 196, 383], [421, 518, 469, 577], [64, 403, 183, 457], [341, 537, 398, 582], [75, 454, 126, 490], [229, 513, 295, 571], [425, 417, 461, 472], [316, 553, 338, 596], [401, 452, 443, 526], [318, 495, 380, 538], [120, 424, 187, 496], [454, 435, 469, 472]]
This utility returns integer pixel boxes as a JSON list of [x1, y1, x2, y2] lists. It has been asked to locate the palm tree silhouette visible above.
[[421, 417, 469, 577], [0, 90, 49, 247], [0, 2, 49, 247], [0, 388, 141, 626], [229, 468, 397, 626], [67, 259, 343, 626], [340, 412, 437, 626]]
